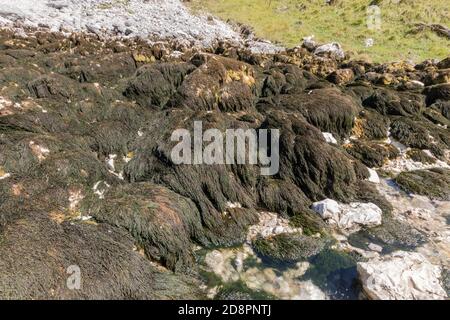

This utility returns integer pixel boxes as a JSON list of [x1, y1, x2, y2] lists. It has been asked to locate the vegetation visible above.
[[190, 0, 449, 62]]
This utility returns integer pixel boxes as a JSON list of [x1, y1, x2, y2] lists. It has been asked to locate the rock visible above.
[[247, 212, 302, 241], [326, 68, 354, 85], [302, 35, 316, 51], [322, 132, 337, 144], [357, 251, 447, 300], [364, 38, 374, 48], [311, 199, 340, 220], [404, 80, 425, 90], [366, 168, 380, 184], [312, 199, 382, 230], [338, 202, 382, 230], [368, 243, 383, 252], [314, 42, 345, 60]]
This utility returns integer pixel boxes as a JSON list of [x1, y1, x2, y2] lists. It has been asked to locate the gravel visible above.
[[0, 0, 283, 53]]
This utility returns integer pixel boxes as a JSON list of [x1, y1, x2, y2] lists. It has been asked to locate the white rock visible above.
[[314, 42, 345, 59], [92, 180, 110, 199], [322, 132, 337, 144], [409, 80, 425, 88], [226, 201, 242, 209], [311, 199, 340, 219], [0, 172, 11, 180], [368, 243, 383, 253], [338, 202, 382, 230], [273, 226, 285, 235], [302, 35, 316, 51], [366, 168, 380, 184], [312, 199, 382, 230], [358, 251, 447, 300], [364, 38, 374, 47]]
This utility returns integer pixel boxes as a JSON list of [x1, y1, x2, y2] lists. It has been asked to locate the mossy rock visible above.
[[406, 149, 436, 164], [252, 232, 325, 264], [344, 140, 398, 167], [390, 118, 448, 158], [395, 168, 450, 200], [363, 89, 424, 116], [348, 216, 426, 253]]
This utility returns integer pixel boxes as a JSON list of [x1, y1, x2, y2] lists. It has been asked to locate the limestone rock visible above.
[[358, 251, 447, 300], [312, 199, 382, 230]]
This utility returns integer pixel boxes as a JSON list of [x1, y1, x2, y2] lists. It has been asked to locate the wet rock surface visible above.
[[0, 28, 448, 299]]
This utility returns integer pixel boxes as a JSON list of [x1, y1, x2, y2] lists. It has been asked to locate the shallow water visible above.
[[198, 178, 450, 300]]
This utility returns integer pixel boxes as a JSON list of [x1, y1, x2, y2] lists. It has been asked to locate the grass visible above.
[[189, 0, 449, 63]]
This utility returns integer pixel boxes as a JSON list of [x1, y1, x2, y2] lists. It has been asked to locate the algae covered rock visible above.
[[395, 168, 450, 200], [83, 182, 206, 272], [348, 215, 426, 253], [0, 210, 204, 299], [252, 232, 325, 263]]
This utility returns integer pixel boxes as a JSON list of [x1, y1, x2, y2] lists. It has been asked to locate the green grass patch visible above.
[[189, 0, 449, 63]]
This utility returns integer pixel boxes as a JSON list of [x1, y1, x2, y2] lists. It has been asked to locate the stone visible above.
[[338, 202, 382, 230], [366, 168, 380, 184], [368, 243, 383, 253], [302, 35, 316, 51], [322, 132, 337, 144], [314, 42, 345, 59], [312, 199, 382, 230], [311, 199, 340, 219], [358, 251, 447, 300]]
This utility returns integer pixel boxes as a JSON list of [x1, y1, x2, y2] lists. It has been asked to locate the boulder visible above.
[[358, 251, 447, 300], [314, 42, 345, 60], [326, 68, 354, 85], [311, 199, 340, 220], [312, 199, 382, 230]]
